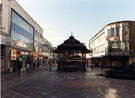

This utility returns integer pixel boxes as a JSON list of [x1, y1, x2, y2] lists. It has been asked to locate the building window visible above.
[[11, 10, 34, 50], [123, 26, 128, 35], [38, 32, 40, 37], [108, 28, 114, 37], [124, 26, 128, 32], [89, 43, 91, 48], [116, 28, 120, 36], [40, 34, 42, 38], [111, 28, 114, 36]]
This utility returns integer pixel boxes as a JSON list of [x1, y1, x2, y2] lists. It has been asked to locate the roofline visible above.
[[12, 0, 43, 31], [43, 37, 53, 46], [88, 20, 135, 42]]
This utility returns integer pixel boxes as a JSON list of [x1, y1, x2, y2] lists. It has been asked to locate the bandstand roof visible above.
[[53, 35, 92, 53]]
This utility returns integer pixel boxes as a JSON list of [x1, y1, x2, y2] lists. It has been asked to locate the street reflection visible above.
[[105, 88, 118, 98]]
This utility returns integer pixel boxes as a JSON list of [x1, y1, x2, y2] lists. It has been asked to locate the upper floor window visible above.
[[124, 26, 128, 32], [116, 27, 120, 36], [123, 26, 129, 35], [89, 43, 91, 48], [11, 10, 34, 50], [40, 34, 41, 38], [108, 28, 115, 37], [38, 32, 40, 37]]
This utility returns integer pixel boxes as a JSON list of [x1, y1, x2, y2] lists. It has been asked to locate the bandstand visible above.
[[53, 35, 91, 72]]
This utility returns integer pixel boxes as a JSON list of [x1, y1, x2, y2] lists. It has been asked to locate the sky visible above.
[[17, 0, 135, 47]]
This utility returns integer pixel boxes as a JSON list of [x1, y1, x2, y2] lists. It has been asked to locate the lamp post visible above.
[[101, 55, 104, 75], [90, 48, 93, 71], [92, 50, 94, 71], [107, 39, 113, 71], [49, 47, 52, 71], [106, 37, 113, 71]]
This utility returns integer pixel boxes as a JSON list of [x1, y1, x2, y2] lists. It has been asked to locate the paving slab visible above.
[[1, 66, 135, 98]]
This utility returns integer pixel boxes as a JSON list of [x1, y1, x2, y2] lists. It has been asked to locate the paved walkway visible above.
[[1, 66, 135, 98]]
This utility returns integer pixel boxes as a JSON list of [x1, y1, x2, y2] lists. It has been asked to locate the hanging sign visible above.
[[11, 50, 17, 60]]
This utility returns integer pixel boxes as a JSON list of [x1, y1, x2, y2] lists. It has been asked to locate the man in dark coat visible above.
[[17, 57, 22, 76]]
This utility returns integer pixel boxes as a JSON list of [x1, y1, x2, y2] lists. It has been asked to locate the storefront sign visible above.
[[0, 0, 2, 5], [111, 50, 129, 56], [22, 55, 28, 60], [34, 53, 41, 57], [11, 50, 17, 60]]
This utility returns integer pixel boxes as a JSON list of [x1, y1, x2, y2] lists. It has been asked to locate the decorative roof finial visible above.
[[71, 32, 73, 36]]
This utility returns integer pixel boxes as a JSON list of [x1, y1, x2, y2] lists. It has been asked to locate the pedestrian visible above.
[[26, 63, 30, 72], [102, 61, 104, 67], [17, 57, 22, 76], [33, 62, 35, 70], [95, 61, 98, 67], [38, 61, 40, 68]]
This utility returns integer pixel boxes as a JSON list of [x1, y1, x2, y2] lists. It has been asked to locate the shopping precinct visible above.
[[0, 0, 54, 73]]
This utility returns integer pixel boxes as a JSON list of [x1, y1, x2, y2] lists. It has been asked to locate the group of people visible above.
[[17, 57, 41, 76]]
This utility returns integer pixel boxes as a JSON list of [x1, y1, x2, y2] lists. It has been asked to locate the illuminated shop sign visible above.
[[11, 50, 17, 60]]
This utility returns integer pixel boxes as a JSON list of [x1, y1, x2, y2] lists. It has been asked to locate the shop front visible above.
[[10, 49, 29, 73], [1, 44, 7, 73], [129, 57, 135, 64], [33, 52, 43, 67], [129, 51, 135, 64], [0, 35, 10, 74]]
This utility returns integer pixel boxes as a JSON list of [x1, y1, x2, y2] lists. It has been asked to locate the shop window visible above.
[[123, 26, 128, 35]]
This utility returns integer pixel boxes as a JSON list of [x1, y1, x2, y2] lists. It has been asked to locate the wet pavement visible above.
[[1, 66, 135, 98]]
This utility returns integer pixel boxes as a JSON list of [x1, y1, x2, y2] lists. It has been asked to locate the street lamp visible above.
[[106, 37, 113, 71], [49, 47, 53, 71], [91, 49, 94, 71], [108, 40, 112, 71], [89, 48, 94, 71]]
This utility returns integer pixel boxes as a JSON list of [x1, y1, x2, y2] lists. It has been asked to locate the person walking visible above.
[[26, 62, 30, 72], [37, 60, 40, 68], [17, 57, 22, 76], [33, 61, 36, 70]]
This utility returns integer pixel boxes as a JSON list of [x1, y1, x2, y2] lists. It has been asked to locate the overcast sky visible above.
[[18, 0, 135, 47]]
